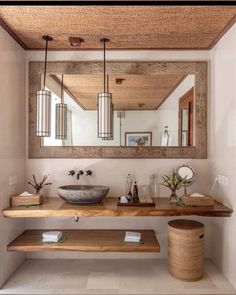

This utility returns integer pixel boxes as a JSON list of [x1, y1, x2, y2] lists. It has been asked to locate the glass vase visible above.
[[169, 190, 178, 203]]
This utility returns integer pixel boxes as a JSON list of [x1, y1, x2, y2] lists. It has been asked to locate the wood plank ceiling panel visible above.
[[54, 73, 186, 110], [0, 6, 236, 50]]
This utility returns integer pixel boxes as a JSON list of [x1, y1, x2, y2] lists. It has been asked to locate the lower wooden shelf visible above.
[[7, 229, 160, 253]]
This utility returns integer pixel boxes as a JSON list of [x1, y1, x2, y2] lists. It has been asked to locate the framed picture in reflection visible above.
[[125, 132, 152, 147]]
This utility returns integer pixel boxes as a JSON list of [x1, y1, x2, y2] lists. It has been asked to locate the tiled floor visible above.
[[0, 259, 235, 295]]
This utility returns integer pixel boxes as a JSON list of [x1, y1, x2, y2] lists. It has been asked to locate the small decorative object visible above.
[[125, 132, 152, 146], [28, 174, 52, 194], [161, 126, 169, 146], [161, 170, 188, 203]]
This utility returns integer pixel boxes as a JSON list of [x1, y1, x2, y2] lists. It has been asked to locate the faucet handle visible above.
[[86, 170, 92, 176], [68, 170, 75, 176]]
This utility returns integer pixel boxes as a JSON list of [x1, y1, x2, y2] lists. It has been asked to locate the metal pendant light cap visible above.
[[42, 35, 53, 41], [100, 38, 110, 43]]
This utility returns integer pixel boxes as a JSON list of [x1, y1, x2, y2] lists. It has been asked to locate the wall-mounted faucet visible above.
[[68, 169, 92, 179], [77, 170, 84, 179]]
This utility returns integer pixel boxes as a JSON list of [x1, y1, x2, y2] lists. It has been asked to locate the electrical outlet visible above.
[[8, 175, 17, 186], [216, 174, 229, 186]]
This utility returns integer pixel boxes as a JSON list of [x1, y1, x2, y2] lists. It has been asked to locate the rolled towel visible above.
[[42, 231, 62, 242]]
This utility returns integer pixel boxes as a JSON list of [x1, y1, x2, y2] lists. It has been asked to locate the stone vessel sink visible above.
[[57, 185, 109, 204]]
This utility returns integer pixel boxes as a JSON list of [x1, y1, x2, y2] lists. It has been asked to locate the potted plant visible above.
[[28, 174, 52, 196], [161, 170, 187, 203]]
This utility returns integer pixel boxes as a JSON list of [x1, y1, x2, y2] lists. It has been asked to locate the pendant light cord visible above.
[[103, 40, 106, 93], [43, 38, 48, 90], [61, 74, 64, 104]]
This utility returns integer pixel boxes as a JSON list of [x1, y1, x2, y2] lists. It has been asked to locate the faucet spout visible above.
[[77, 170, 84, 179]]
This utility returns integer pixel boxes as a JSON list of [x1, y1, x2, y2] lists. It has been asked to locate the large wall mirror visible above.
[[29, 61, 207, 158]]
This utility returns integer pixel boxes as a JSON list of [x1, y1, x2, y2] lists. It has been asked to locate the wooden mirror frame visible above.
[[29, 61, 207, 158]]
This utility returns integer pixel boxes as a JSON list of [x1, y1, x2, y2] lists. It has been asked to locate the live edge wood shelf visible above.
[[7, 230, 160, 253], [1, 197, 233, 218]]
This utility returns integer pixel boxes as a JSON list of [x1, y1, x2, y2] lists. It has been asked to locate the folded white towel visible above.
[[42, 237, 61, 243], [120, 196, 128, 203], [19, 191, 33, 197], [42, 231, 62, 241], [124, 231, 141, 243], [190, 193, 206, 198]]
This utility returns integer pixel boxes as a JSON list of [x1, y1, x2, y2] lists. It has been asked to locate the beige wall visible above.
[[0, 27, 26, 287], [25, 50, 213, 259], [209, 24, 236, 289]]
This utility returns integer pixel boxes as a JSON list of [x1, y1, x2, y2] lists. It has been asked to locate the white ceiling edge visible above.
[[26, 50, 210, 62]]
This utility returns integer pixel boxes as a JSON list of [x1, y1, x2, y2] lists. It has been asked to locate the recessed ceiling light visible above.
[[68, 37, 84, 47], [138, 103, 145, 108], [116, 78, 125, 84]]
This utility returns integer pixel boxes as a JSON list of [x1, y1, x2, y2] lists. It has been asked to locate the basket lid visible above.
[[168, 219, 204, 230]]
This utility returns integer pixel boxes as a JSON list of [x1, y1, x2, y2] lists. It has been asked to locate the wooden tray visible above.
[[117, 198, 155, 207]]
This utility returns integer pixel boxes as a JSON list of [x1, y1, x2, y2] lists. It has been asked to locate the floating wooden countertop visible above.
[[7, 229, 160, 253], [1, 197, 233, 218]]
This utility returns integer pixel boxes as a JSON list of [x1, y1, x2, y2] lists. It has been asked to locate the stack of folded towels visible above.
[[124, 231, 141, 243], [42, 231, 63, 243]]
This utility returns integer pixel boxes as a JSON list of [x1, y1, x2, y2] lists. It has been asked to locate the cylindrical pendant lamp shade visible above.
[[55, 103, 67, 139], [36, 89, 51, 137], [98, 92, 113, 139], [102, 102, 114, 140]]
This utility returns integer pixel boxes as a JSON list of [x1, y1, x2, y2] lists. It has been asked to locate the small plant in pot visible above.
[[161, 170, 187, 204], [28, 174, 52, 196]]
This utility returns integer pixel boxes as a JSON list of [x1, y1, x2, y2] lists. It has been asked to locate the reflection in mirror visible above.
[[43, 73, 195, 147]]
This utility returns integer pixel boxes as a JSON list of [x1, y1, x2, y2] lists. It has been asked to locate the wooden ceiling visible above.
[[53, 74, 186, 110], [0, 6, 236, 50]]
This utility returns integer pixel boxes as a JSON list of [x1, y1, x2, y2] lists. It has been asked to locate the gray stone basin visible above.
[[57, 185, 109, 204]]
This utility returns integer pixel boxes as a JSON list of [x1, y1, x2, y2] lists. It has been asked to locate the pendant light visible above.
[[97, 38, 113, 140], [36, 35, 53, 137], [55, 75, 67, 140]]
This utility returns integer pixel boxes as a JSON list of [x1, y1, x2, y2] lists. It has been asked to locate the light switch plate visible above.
[[8, 175, 17, 186]]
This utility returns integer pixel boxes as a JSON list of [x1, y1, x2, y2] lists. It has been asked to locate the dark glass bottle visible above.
[[132, 181, 139, 203]]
